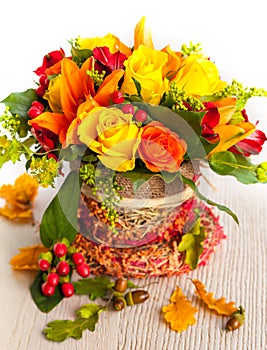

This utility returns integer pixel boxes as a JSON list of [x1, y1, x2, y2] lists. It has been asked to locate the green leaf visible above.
[[178, 219, 206, 269], [178, 173, 239, 224], [76, 304, 107, 319], [209, 151, 258, 184], [132, 77, 142, 97], [40, 171, 81, 247], [73, 276, 112, 300], [30, 272, 64, 313], [1, 89, 38, 117], [44, 315, 98, 342]]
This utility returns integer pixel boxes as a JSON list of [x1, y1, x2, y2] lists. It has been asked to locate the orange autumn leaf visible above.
[[192, 279, 238, 316], [0, 173, 39, 221], [10, 244, 48, 270], [162, 286, 198, 332]]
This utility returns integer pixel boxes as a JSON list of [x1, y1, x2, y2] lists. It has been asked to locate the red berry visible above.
[[134, 109, 147, 123], [31, 100, 44, 111], [28, 106, 42, 118], [112, 91, 124, 104], [39, 74, 49, 88], [41, 281, 55, 297], [35, 85, 46, 97], [53, 242, 67, 258], [76, 262, 90, 278], [46, 272, 59, 287], [56, 261, 70, 276], [61, 282, 75, 298], [121, 104, 135, 115], [72, 252, 85, 266], [38, 259, 50, 271]]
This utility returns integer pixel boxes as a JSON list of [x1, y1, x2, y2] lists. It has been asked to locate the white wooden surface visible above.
[[0, 1, 267, 349], [0, 163, 266, 350]]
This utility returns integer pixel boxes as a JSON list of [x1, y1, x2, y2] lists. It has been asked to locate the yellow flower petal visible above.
[[134, 16, 154, 49]]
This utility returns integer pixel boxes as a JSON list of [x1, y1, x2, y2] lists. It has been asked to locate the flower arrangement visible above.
[[1, 17, 267, 287]]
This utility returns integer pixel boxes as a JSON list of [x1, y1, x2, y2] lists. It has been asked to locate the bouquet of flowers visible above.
[[1, 17, 267, 281]]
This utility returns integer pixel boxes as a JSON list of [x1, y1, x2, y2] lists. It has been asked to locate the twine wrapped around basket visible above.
[[73, 161, 226, 277]]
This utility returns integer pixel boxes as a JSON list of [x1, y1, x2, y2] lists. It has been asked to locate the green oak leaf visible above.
[[40, 171, 81, 247], [73, 276, 113, 300], [76, 304, 107, 319], [178, 219, 206, 270]]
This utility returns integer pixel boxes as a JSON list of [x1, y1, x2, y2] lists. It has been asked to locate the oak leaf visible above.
[[162, 286, 198, 332], [192, 279, 238, 316], [10, 244, 48, 270], [0, 173, 39, 221]]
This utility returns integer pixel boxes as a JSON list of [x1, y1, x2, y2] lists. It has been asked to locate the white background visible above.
[[0, 1, 267, 349]]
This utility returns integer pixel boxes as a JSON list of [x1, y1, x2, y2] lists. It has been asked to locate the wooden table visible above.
[[0, 162, 266, 350]]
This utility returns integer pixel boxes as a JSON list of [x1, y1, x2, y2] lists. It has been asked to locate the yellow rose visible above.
[[173, 53, 226, 96], [121, 45, 169, 105], [78, 107, 142, 171]]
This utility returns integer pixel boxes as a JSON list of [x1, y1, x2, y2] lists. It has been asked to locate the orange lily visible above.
[[28, 57, 124, 146], [134, 16, 154, 50]]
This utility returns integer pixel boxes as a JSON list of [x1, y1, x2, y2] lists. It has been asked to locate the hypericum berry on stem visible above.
[[46, 272, 59, 287], [53, 242, 67, 258], [134, 109, 147, 123], [76, 262, 90, 278], [41, 281, 55, 297], [28, 106, 42, 118], [121, 103, 135, 115], [61, 282, 75, 298], [38, 259, 51, 272], [56, 261, 70, 276], [72, 252, 85, 266], [112, 91, 124, 104]]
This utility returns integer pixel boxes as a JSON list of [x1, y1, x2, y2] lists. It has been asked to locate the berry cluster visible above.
[[38, 241, 90, 298], [28, 101, 45, 119], [111, 92, 148, 124]]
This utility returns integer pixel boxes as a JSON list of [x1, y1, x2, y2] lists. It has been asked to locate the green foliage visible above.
[[43, 304, 106, 342], [40, 171, 81, 247], [74, 276, 113, 300], [178, 172, 239, 224], [209, 151, 259, 184], [178, 219, 206, 269], [1, 88, 38, 117]]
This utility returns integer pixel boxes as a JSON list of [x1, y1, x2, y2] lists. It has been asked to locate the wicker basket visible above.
[[73, 161, 226, 277]]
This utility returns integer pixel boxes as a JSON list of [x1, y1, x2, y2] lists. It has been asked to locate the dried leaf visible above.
[[0, 173, 39, 221], [162, 286, 198, 332], [192, 279, 238, 316], [10, 244, 47, 270]]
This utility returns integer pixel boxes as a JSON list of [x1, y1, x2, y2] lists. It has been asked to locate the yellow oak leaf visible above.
[[0, 173, 39, 222], [162, 286, 198, 332], [10, 244, 48, 270], [192, 279, 238, 316]]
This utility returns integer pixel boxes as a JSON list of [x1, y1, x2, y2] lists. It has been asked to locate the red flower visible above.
[[30, 123, 59, 153], [93, 46, 127, 74], [34, 48, 65, 76], [229, 129, 267, 156], [201, 102, 220, 143]]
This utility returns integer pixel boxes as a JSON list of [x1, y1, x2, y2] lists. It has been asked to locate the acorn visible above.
[[125, 290, 149, 306], [112, 297, 127, 311], [226, 306, 245, 331], [114, 278, 128, 293]]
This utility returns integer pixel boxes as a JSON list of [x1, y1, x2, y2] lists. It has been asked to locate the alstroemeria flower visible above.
[[30, 123, 59, 153], [93, 46, 127, 74], [34, 48, 65, 76], [28, 57, 124, 146], [229, 129, 267, 156]]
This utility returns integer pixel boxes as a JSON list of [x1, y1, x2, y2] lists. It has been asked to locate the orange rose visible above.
[[138, 121, 187, 173]]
